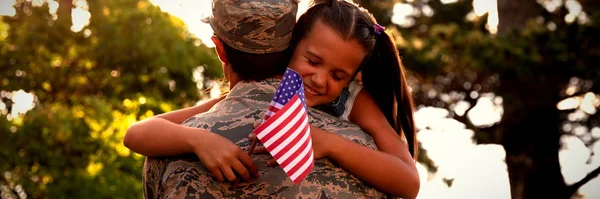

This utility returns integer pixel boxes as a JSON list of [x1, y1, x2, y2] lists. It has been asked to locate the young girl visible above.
[[125, 0, 419, 197], [290, 0, 417, 158], [251, 0, 419, 197]]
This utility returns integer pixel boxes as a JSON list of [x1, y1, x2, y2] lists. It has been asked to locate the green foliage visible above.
[[0, 0, 221, 198]]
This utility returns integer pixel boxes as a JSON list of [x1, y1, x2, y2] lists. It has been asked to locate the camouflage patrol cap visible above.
[[208, 0, 299, 54]]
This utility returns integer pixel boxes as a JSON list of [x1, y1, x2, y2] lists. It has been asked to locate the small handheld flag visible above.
[[253, 68, 314, 184]]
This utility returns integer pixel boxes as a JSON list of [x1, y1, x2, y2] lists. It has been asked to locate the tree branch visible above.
[[453, 94, 478, 130], [454, 108, 477, 130], [568, 165, 600, 196], [449, 91, 502, 144]]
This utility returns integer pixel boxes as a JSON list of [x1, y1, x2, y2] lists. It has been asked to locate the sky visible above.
[[1, 0, 599, 198]]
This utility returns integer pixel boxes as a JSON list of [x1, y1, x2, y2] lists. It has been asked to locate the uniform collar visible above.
[[225, 78, 281, 99]]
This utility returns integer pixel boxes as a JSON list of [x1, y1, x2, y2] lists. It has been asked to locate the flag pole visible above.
[[230, 138, 258, 190]]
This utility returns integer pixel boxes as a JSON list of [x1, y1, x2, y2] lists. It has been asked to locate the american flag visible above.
[[253, 68, 314, 184]]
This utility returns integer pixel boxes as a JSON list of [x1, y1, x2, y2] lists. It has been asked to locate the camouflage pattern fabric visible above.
[[143, 79, 390, 198], [208, 0, 298, 54]]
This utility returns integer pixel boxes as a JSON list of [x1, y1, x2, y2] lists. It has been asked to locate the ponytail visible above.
[[361, 32, 417, 158]]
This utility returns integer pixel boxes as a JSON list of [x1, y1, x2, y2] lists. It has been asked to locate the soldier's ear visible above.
[[211, 36, 229, 65]]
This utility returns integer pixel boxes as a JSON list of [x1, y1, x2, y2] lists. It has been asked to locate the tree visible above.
[[0, 0, 221, 198], [359, 0, 600, 198]]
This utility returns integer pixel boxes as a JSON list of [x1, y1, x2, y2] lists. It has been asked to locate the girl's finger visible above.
[[230, 159, 251, 181], [220, 165, 237, 182], [237, 151, 258, 177], [267, 159, 278, 167], [208, 166, 224, 182], [253, 120, 262, 128], [253, 146, 269, 154]]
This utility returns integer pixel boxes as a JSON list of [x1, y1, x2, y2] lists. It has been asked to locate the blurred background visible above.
[[0, 0, 598, 198]]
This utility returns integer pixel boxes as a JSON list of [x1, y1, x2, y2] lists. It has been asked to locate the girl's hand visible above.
[[189, 132, 258, 182], [307, 124, 333, 159], [248, 123, 333, 167]]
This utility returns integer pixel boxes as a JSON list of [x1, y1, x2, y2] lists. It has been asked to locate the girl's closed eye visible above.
[[307, 57, 318, 66], [331, 73, 346, 81]]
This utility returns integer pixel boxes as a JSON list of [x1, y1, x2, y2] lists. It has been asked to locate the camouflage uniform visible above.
[[143, 79, 389, 198]]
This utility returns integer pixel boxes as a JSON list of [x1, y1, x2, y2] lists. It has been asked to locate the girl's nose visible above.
[[311, 70, 327, 88]]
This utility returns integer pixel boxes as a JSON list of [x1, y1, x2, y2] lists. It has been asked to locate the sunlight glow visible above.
[[391, 3, 418, 27], [422, 5, 434, 17], [149, 0, 214, 46], [7, 90, 35, 118], [558, 96, 581, 110], [440, 0, 458, 4], [47, 0, 58, 20], [566, 84, 579, 96], [560, 132, 600, 198], [568, 110, 588, 122], [0, 1, 16, 16], [71, 0, 90, 32], [592, 127, 600, 138], [580, 92, 597, 115], [452, 100, 470, 117], [391, 0, 498, 33], [564, 0, 583, 24], [472, 0, 499, 34], [86, 161, 103, 177], [0, 0, 88, 31], [560, 136, 594, 178], [557, 92, 599, 116], [538, 0, 589, 24], [192, 66, 205, 90], [467, 94, 503, 127], [48, 0, 58, 14], [415, 106, 510, 199], [209, 82, 222, 99], [538, 0, 563, 12]]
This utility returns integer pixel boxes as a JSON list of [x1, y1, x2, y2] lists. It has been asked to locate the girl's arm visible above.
[[154, 95, 225, 124], [124, 117, 210, 156], [123, 96, 223, 156], [124, 118, 258, 182], [315, 128, 420, 199], [348, 89, 417, 170], [123, 96, 259, 182], [326, 89, 419, 198]]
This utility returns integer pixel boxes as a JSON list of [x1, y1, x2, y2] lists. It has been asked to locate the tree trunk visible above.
[[497, 0, 542, 35], [496, 1, 573, 198], [498, 69, 570, 199], [57, 0, 73, 28]]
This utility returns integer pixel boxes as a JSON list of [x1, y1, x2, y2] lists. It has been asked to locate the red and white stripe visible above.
[[264, 101, 283, 120], [254, 95, 314, 184]]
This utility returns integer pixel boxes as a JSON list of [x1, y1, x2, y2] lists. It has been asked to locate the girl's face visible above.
[[288, 20, 367, 107]]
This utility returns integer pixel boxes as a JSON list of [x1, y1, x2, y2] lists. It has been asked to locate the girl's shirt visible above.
[[315, 80, 363, 120], [315, 80, 408, 145]]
